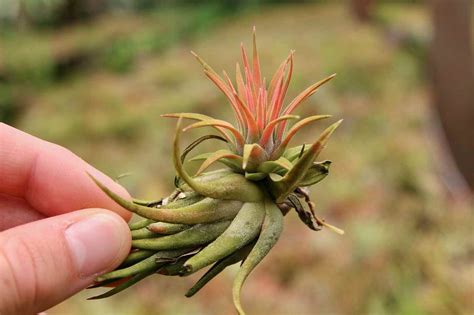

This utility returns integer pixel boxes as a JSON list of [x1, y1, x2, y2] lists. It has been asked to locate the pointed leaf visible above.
[[191, 50, 218, 74], [162, 113, 234, 145], [88, 269, 155, 300], [257, 156, 293, 174], [185, 243, 254, 297], [268, 52, 292, 104], [181, 134, 228, 163], [282, 145, 307, 161], [277, 74, 336, 138], [242, 143, 267, 172], [269, 173, 283, 182], [204, 70, 246, 128], [299, 160, 331, 186], [252, 26, 261, 86], [97, 255, 162, 282], [222, 70, 259, 137], [236, 62, 246, 102], [271, 120, 342, 202], [245, 172, 267, 181], [173, 119, 263, 202], [190, 51, 246, 131], [232, 91, 259, 143], [259, 115, 299, 148], [190, 152, 243, 172], [282, 74, 337, 116], [195, 149, 242, 176], [232, 197, 283, 315], [184, 119, 245, 150], [268, 70, 285, 121], [272, 115, 331, 158], [275, 51, 294, 115]]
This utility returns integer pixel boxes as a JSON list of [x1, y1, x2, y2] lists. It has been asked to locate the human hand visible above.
[[0, 123, 132, 315]]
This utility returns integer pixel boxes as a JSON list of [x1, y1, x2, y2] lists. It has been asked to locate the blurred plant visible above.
[[0, 0, 310, 28], [0, 85, 23, 124]]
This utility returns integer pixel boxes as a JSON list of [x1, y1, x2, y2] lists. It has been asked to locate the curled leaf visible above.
[[232, 197, 284, 315], [183, 201, 264, 273], [195, 149, 242, 176], [299, 160, 331, 187], [185, 243, 254, 297], [173, 119, 263, 202]]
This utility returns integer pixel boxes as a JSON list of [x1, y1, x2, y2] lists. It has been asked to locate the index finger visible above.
[[0, 123, 132, 220]]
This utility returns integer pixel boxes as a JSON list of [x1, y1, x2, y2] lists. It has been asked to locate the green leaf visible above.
[[281, 145, 307, 162], [299, 160, 331, 187], [257, 157, 292, 174], [162, 113, 235, 146], [272, 115, 331, 159], [195, 149, 242, 175], [242, 143, 267, 172], [245, 172, 267, 181], [270, 120, 342, 203], [232, 197, 284, 315], [88, 269, 155, 300]]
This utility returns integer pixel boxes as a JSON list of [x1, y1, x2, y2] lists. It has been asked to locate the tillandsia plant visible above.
[[89, 28, 343, 315]]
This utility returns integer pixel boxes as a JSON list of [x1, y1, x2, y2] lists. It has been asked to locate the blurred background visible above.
[[1, 0, 473, 314]]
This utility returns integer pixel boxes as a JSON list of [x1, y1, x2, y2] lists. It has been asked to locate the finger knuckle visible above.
[[0, 236, 38, 315]]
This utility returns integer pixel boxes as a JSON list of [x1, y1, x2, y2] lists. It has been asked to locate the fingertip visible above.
[[24, 141, 133, 220], [1, 125, 134, 220], [65, 209, 132, 277], [0, 209, 132, 314]]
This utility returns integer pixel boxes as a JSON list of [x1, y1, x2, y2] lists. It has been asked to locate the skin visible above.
[[0, 123, 132, 315]]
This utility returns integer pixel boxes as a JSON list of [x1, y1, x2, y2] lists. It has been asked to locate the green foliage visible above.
[[0, 85, 21, 123]]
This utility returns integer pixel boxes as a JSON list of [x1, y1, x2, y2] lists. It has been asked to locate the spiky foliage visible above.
[[89, 28, 343, 315]]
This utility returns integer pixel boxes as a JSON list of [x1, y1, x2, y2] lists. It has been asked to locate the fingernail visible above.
[[65, 213, 127, 278]]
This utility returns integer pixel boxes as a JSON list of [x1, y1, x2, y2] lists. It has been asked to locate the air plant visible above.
[[89, 28, 343, 315]]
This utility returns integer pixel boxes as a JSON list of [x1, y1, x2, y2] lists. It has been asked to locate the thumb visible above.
[[0, 209, 131, 315]]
